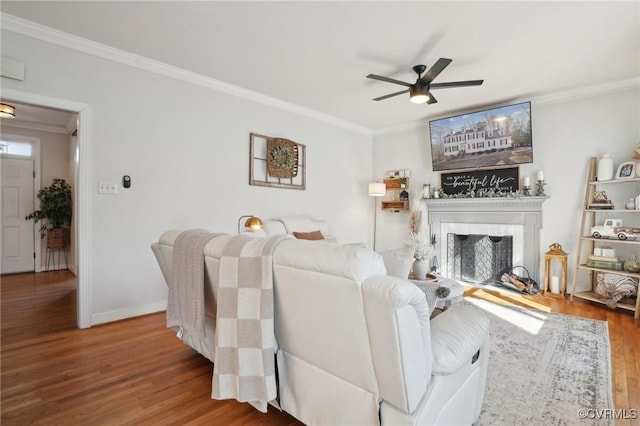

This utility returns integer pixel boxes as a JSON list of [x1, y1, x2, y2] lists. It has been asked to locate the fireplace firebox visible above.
[[447, 233, 513, 284]]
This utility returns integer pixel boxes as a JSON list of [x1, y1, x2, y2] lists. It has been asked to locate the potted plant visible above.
[[25, 178, 72, 248]]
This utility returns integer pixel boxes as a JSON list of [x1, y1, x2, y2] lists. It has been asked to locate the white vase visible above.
[[626, 198, 636, 210], [596, 154, 613, 181], [413, 259, 428, 280]]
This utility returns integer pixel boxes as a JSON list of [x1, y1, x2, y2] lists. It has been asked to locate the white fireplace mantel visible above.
[[423, 196, 548, 282], [425, 196, 548, 213]]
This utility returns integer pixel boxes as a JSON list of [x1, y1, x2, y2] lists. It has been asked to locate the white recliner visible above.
[[152, 231, 489, 426]]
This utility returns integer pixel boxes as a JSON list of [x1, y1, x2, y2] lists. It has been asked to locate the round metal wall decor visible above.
[[267, 138, 299, 178]]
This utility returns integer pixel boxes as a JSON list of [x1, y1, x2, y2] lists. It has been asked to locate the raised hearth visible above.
[[424, 196, 547, 282]]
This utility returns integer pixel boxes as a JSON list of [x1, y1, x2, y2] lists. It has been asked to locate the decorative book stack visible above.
[[588, 202, 614, 210], [587, 248, 623, 270], [588, 190, 614, 210]]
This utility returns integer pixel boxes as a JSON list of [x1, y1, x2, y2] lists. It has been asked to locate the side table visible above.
[[409, 276, 465, 315]]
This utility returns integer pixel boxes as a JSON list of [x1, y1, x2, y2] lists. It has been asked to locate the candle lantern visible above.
[[544, 243, 568, 298]]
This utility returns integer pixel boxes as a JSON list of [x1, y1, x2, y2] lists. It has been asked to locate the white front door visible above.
[[1, 157, 35, 273]]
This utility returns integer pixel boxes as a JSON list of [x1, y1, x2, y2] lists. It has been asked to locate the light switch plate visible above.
[[98, 181, 118, 194]]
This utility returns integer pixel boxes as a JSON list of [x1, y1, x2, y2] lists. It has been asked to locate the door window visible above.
[[0, 141, 33, 157]]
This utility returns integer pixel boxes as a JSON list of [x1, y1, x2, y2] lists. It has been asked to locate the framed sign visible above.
[[440, 167, 519, 196], [250, 133, 306, 190]]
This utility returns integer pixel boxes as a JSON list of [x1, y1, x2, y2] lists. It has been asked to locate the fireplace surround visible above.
[[424, 196, 547, 283]]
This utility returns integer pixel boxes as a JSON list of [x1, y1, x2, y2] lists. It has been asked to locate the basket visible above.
[[267, 138, 299, 179], [46, 228, 69, 249]]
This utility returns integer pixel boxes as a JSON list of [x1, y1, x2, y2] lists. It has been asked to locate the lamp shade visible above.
[[368, 182, 386, 197], [0, 103, 15, 119], [238, 215, 263, 233], [244, 216, 263, 229]]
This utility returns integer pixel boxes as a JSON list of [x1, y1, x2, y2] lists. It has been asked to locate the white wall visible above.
[[1, 29, 373, 324], [373, 86, 640, 289]]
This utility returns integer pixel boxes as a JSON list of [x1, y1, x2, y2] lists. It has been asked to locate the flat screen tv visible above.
[[429, 101, 532, 172]]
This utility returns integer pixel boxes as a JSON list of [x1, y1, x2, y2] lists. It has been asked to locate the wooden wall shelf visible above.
[[381, 201, 409, 212], [380, 170, 410, 212]]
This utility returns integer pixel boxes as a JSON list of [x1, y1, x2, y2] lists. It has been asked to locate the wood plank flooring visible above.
[[1, 271, 300, 425], [1, 272, 638, 425]]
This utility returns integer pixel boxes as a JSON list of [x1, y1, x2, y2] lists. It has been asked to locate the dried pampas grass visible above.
[[409, 208, 422, 234]]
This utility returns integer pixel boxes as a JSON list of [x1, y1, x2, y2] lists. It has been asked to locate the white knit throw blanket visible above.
[[166, 229, 223, 339], [211, 234, 291, 413]]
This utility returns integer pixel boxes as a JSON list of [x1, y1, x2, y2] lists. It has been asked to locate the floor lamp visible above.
[[368, 182, 386, 250]]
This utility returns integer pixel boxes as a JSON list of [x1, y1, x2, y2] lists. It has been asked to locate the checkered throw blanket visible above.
[[167, 229, 223, 339], [211, 234, 292, 413]]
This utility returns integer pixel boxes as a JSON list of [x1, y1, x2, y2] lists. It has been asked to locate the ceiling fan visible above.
[[366, 58, 483, 105]]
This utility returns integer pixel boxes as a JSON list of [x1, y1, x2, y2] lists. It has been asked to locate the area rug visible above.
[[465, 298, 614, 426]]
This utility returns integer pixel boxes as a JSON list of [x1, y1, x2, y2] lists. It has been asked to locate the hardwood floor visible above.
[[1, 271, 301, 425], [1, 272, 638, 425]]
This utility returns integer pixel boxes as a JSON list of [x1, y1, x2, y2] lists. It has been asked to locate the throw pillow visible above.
[[379, 246, 414, 279], [292, 230, 325, 240]]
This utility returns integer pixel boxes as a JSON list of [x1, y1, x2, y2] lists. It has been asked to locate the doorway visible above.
[[2, 88, 91, 329], [1, 157, 35, 273]]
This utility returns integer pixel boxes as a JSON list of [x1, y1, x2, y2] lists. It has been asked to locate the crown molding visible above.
[[1, 13, 372, 137], [532, 77, 640, 106], [373, 120, 426, 137], [65, 115, 78, 133], [2, 119, 71, 135]]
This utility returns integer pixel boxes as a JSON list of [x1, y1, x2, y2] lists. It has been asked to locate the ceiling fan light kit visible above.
[[410, 85, 429, 104], [367, 58, 483, 106]]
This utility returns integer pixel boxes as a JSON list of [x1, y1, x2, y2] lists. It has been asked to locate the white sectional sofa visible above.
[[151, 223, 490, 425]]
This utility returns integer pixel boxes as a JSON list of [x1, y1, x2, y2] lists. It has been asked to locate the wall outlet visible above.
[[98, 181, 118, 194]]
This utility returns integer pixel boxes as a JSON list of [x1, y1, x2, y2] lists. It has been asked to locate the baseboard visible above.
[[39, 262, 69, 272], [91, 300, 167, 326]]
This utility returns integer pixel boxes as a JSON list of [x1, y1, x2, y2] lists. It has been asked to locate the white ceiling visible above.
[[1, 1, 639, 131], [1, 101, 76, 133]]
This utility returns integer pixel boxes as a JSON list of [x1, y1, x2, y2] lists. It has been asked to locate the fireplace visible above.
[[447, 233, 513, 283], [425, 197, 547, 283]]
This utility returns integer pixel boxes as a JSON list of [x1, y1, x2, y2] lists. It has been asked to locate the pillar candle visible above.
[[523, 176, 530, 187], [537, 171, 544, 181], [550, 276, 560, 293]]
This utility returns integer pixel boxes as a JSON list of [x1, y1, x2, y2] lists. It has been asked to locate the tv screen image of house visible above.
[[429, 101, 532, 172]]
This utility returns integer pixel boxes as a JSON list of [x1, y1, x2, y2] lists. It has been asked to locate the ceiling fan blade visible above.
[[430, 80, 484, 89], [373, 89, 409, 101], [427, 93, 438, 104], [366, 74, 412, 87], [420, 58, 452, 84]]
